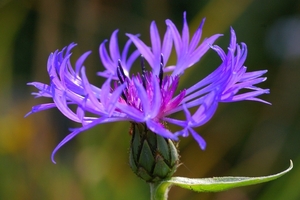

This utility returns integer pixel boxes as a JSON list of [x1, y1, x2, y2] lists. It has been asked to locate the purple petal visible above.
[[99, 40, 115, 72], [75, 51, 92, 76], [229, 27, 237, 51], [241, 70, 268, 81], [165, 19, 182, 56], [126, 33, 154, 67], [99, 78, 111, 108], [211, 44, 226, 61], [116, 102, 144, 122], [80, 67, 102, 110], [133, 78, 150, 118], [182, 12, 189, 54], [163, 117, 187, 127], [192, 92, 219, 126], [25, 103, 57, 117], [150, 75, 162, 118], [188, 34, 222, 66], [107, 83, 126, 116], [109, 30, 121, 63], [51, 117, 110, 163], [27, 82, 52, 97], [52, 88, 80, 123], [161, 27, 172, 65], [150, 21, 161, 60], [189, 18, 205, 52], [146, 120, 178, 140], [189, 127, 206, 150]]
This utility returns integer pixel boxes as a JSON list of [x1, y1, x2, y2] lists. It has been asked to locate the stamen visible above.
[[159, 54, 164, 88], [140, 55, 147, 89], [117, 60, 128, 102], [117, 60, 127, 84]]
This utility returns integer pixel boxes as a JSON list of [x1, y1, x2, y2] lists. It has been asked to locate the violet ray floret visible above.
[[27, 13, 270, 163], [98, 30, 140, 79]]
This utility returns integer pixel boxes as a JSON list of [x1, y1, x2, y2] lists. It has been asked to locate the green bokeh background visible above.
[[1, 0, 300, 199]]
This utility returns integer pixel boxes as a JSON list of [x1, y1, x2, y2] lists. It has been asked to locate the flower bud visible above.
[[129, 123, 179, 183]]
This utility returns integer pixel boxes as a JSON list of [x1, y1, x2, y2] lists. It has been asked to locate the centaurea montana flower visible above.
[[27, 13, 269, 163]]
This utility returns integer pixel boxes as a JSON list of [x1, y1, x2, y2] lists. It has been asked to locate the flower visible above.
[[27, 12, 269, 163]]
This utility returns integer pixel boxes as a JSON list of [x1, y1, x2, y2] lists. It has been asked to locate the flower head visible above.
[[27, 12, 269, 163]]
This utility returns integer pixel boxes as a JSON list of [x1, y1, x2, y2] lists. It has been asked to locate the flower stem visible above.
[[150, 182, 168, 200]]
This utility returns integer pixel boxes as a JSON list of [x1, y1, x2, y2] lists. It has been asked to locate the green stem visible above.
[[150, 182, 168, 200], [150, 183, 156, 200]]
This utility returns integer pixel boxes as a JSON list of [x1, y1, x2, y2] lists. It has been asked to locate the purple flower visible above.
[[27, 13, 269, 163]]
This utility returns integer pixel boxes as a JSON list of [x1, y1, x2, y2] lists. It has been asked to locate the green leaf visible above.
[[152, 160, 293, 200]]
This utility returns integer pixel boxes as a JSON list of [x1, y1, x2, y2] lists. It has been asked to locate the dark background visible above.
[[1, 0, 300, 199]]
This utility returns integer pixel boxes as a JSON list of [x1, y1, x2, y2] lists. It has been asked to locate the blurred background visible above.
[[1, 0, 300, 199]]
